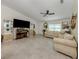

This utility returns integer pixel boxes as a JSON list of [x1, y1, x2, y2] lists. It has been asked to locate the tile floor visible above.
[[1, 35, 71, 59]]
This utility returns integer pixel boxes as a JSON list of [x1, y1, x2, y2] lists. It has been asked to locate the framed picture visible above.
[[71, 16, 77, 29]]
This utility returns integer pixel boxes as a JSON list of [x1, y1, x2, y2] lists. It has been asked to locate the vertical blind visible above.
[[48, 24, 62, 31]]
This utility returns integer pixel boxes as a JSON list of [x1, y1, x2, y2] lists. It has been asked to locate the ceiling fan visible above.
[[40, 10, 55, 17]]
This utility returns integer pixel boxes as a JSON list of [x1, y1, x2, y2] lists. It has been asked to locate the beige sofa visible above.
[[53, 37, 77, 59], [45, 30, 77, 58], [3, 33, 13, 42], [45, 30, 60, 38]]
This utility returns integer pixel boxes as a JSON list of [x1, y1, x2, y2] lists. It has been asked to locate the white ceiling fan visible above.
[[40, 10, 55, 17]]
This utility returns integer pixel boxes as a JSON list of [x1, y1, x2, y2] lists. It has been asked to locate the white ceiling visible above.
[[2, 0, 73, 21]]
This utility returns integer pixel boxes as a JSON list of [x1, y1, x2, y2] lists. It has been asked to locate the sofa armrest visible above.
[[53, 38, 77, 48]]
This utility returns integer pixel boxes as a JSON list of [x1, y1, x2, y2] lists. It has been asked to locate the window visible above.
[[48, 24, 62, 31]]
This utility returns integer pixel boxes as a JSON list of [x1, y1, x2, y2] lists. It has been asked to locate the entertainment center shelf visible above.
[[16, 29, 29, 39], [16, 31, 27, 39]]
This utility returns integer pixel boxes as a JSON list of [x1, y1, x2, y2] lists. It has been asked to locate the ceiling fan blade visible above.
[[43, 14, 47, 17], [49, 13, 55, 15]]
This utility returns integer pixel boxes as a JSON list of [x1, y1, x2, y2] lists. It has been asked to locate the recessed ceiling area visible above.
[[1, 0, 73, 21]]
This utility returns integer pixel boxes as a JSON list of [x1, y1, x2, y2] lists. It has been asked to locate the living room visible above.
[[1, 0, 78, 59]]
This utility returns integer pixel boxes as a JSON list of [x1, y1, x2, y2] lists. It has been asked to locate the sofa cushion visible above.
[[45, 31, 60, 38], [53, 38, 77, 48], [54, 43, 77, 58], [63, 33, 74, 40]]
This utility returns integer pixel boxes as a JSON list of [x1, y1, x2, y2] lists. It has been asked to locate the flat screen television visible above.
[[13, 19, 30, 28]]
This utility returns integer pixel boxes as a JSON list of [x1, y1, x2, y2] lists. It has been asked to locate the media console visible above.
[[16, 29, 29, 39]]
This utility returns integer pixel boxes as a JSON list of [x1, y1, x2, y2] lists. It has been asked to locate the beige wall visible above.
[[72, 0, 77, 15], [71, 18, 78, 42], [71, 0, 78, 42], [47, 19, 70, 24]]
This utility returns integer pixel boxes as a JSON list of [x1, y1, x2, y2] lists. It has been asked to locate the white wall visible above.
[[1, 4, 39, 35], [37, 19, 71, 35], [36, 22, 43, 35]]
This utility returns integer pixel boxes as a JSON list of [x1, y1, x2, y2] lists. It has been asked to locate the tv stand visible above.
[[16, 28, 29, 39]]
